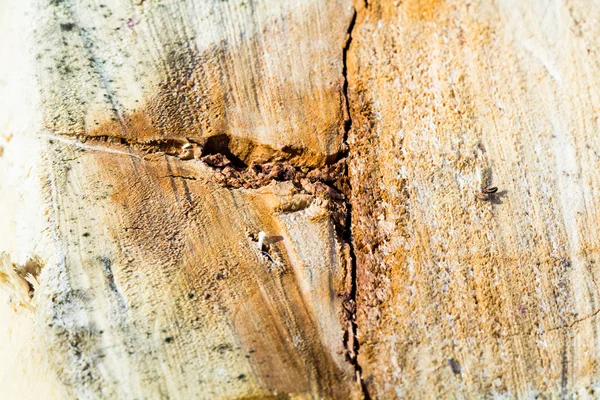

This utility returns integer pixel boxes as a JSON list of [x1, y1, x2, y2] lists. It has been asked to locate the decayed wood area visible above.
[[2, 0, 600, 398]]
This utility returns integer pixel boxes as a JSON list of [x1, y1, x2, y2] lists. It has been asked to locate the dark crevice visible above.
[[46, 5, 368, 394], [70, 134, 189, 156], [340, 6, 370, 400], [160, 175, 197, 181], [47, 133, 349, 203], [55, 131, 342, 169], [341, 8, 357, 155], [201, 134, 247, 168]]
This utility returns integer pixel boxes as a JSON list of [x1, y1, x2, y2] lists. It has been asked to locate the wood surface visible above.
[[2, 0, 600, 398], [2, 0, 359, 398], [348, 0, 600, 397]]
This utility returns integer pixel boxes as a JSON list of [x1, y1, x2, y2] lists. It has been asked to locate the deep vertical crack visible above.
[[342, 10, 357, 145], [341, 6, 370, 399]]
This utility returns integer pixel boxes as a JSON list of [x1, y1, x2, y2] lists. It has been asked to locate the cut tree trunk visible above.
[[2, 0, 600, 398], [348, 0, 600, 398], [1, 0, 358, 398]]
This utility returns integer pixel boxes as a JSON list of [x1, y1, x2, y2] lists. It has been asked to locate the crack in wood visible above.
[[340, 5, 371, 399], [39, 134, 142, 159], [40, 9, 368, 391], [547, 308, 600, 332], [159, 175, 198, 181]]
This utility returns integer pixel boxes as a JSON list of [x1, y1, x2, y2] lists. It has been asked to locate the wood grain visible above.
[[39, 139, 357, 398], [5, 0, 600, 397], [348, 0, 600, 397], [35, 0, 354, 167], [3, 0, 360, 398]]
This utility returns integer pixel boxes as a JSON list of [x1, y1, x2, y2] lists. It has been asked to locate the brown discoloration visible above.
[[348, 0, 600, 397], [110, 157, 356, 397], [10, 0, 359, 397], [84, 104, 341, 168], [404, 0, 443, 21], [27, 0, 600, 397], [87, 111, 161, 143], [37, 1, 353, 168], [39, 140, 358, 398]]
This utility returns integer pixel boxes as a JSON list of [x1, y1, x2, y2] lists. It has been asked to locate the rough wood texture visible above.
[[36, 0, 353, 167], [39, 143, 356, 398], [4, 0, 600, 398], [348, 0, 600, 397], [2, 0, 359, 398]]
